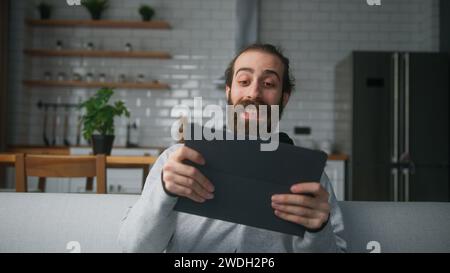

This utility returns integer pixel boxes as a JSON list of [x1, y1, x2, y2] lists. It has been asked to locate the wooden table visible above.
[[107, 156, 157, 189]]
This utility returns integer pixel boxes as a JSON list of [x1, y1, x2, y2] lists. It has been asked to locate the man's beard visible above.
[[226, 90, 284, 136]]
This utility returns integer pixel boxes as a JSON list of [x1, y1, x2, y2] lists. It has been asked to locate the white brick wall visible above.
[[7, 0, 236, 148], [7, 0, 439, 152]]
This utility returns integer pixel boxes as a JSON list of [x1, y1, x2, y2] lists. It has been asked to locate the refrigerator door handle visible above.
[[404, 53, 410, 157], [392, 53, 399, 164], [392, 168, 399, 202], [404, 53, 410, 201], [391, 53, 399, 202], [403, 168, 410, 202]]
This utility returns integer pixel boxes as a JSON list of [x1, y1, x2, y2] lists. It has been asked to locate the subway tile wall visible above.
[[7, 0, 439, 153], [7, 0, 236, 148]]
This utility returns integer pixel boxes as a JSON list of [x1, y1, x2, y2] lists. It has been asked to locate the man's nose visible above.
[[247, 81, 262, 99]]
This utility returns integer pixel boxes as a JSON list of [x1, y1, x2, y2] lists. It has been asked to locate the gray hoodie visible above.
[[118, 143, 347, 253]]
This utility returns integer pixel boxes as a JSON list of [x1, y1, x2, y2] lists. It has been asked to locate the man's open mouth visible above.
[[241, 109, 260, 121]]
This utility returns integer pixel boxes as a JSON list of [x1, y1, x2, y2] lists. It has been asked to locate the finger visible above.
[[171, 161, 214, 192], [174, 146, 206, 165], [165, 182, 206, 203], [169, 172, 214, 200], [274, 210, 322, 229], [272, 194, 319, 209], [290, 183, 329, 200], [271, 202, 320, 218]]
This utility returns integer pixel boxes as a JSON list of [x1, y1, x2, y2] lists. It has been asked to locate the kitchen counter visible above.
[[6, 145, 348, 160], [4, 145, 347, 197], [6, 144, 165, 156]]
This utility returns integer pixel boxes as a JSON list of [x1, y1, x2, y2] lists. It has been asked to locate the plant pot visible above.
[[90, 11, 102, 20], [140, 14, 153, 21], [91, 134, 115, 155], [139, 7, 154, 22], [39, 8, 51, 20]]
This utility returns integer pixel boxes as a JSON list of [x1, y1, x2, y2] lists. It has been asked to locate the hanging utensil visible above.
[[51, 105, 57, 146], [63, 105, 71, 146], [38, 101, 50, 147], [76, 98, 82, 146]]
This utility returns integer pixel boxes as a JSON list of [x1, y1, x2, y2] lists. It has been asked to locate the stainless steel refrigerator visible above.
[[343, 51, 449, 201]]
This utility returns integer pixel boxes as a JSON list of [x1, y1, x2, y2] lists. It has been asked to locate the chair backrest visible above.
[[0, 154, 20, 172], [16, 154, 107, 194], [0, 153, 17, 164]]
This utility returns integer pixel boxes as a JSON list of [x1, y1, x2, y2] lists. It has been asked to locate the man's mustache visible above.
[[234, 97, 277, 122], [235, 97, 265, 108]]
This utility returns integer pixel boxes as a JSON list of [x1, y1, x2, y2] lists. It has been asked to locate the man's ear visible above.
[[282, 92, 290, 108], [225, 85, 231, 99]]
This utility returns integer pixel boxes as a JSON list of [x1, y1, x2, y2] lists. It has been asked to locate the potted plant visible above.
[[37, 2, 52, 20], [79, 87, 130, 155], [139, 5, 155, 21], [81, 0, 109, 20]]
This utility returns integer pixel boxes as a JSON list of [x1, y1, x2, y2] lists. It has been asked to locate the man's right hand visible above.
[[162, 145, 215, 203]]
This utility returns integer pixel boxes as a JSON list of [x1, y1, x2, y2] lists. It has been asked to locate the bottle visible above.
[[125, 43, 132, 52], [137, 74, 145, 83], [99, 73, 106, 82], [56, 40, 63, 50]]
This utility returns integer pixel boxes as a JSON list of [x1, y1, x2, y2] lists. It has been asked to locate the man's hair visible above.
[[224, 43, 295, 94]]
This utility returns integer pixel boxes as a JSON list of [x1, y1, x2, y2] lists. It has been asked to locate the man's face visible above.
[[226, 50, 289, 131]]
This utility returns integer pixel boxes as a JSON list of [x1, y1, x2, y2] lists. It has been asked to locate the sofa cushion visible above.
[[0, 193, 449, 252], [0, 192, 138, 253], [340, 201, 450, 253]]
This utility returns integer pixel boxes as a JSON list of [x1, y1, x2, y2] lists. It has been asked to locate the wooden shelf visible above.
[[24, 49, 172, 59], [23, 80, 170, 90], [26, 19, 171, 29]]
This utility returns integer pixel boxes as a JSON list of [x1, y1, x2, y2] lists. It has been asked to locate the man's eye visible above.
[[239, 80, 249, 86], [264, 82, 274, 87]]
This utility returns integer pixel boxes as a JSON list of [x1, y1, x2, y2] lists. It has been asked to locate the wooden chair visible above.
[[0, 153, 24, 190], [0, 153, 21, 166], [15, 154, 107, 194]]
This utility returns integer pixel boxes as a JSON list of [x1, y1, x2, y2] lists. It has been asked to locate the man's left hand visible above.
[[271, 182, 330, 231]]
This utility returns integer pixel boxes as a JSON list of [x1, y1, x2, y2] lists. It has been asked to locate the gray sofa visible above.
[[0, 192, 449, 253]]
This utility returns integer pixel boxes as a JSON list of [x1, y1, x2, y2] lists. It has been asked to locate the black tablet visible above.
[[174, 124, 328, 236]]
